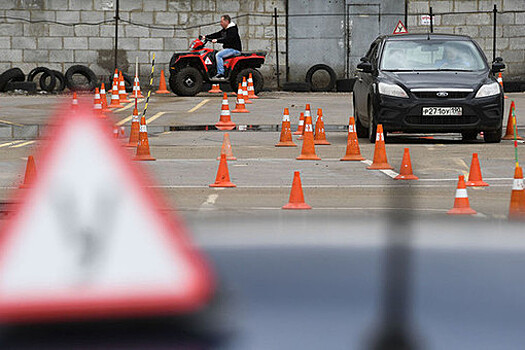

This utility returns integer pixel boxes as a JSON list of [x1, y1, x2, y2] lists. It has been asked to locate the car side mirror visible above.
[[492, 60, 505, 73], [357, 61, 373, 73]]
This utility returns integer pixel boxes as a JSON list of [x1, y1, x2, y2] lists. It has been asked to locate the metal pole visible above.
[[493, 4, 497, 62], [429, 6, 433, 33], [285, 0, 289, 82], [114, 0, 120, 71], [274, 8, 280, 89], [404, 0, 408, 30]]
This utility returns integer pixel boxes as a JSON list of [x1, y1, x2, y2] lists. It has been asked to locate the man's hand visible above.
[[212, 39, 217, 43]]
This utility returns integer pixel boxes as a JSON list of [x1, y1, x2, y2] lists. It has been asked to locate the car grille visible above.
[[413, 91, 471, 99], [405, 115, 479, 125]]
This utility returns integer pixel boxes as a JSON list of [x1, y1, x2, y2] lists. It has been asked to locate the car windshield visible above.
[[380, 40, 487, 71]]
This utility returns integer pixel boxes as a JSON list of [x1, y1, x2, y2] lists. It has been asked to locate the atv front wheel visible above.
[[231, 68, 264, 94], [170, 66, 203, 96]]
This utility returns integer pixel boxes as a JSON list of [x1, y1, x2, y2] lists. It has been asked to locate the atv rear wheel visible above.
[[170, 66, 203, 96], [231, 68, 264, 94]]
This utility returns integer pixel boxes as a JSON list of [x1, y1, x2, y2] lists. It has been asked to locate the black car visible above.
[[353, 34, 506, 143]]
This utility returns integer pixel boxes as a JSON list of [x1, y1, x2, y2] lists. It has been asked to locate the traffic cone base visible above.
[[340, 117, 365, 161], [126, 107, 140, 148], [367, 124, 393, 170], [466, 153, 488, 187], [447, 175, 476, 215], [394, 148, 418, 180], [156, 69, 170, 94], [314, 139, 331, 145], [210, 154, 236, 187], [282, 171, 311, 210], [232, 84, 249, 113], [216, 93, 236, 130], [133, 117, 155, 161], [276, 108, 297, 147], [313, 109, 330, 145], [341, 154, 365, 161], [297, 107, 321, 160], [247, 73, 259, 99]]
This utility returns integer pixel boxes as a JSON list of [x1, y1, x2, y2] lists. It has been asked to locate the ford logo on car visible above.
[[436, 91, 449, 97]]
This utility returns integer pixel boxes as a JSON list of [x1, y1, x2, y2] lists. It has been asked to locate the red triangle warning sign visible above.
[[393, 20, 408, 35], [204, 57, 212, 65], [0, 107, 214, 324]]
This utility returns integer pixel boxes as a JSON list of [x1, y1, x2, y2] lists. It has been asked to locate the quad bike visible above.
[[168, 37, 266, 96]]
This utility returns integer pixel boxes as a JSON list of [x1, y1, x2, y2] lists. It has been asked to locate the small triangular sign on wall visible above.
[[393, 20, 408, 35]]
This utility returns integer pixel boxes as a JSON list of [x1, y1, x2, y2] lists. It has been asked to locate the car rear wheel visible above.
[[170, 66, 203, 96], [483, 126, 502, 143]]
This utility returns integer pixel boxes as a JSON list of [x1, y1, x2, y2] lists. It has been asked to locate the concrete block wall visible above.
[[0, 0, 285, 87], [407, 0, 525, 81]]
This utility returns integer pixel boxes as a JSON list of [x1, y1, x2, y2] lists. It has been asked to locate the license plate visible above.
[[422, 107, 462, 116]]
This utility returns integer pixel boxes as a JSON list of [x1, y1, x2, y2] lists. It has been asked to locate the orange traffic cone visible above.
[[133, 74, 144, 98], [109, 78, 123, 108], [93, 87, 106, 118], [126, 104, 140, 147], [208, 84, 222, 93], [231, 83, 249, 113], [19, 155, 36, 189], [217, 133, 237, 161], [275, 108, 296, 147], [297, 105, 321, 160], [466, 153, 489, 186], [156, 69, 170, 94], [215, 93, 236, 130], [502, 101, 522, 140], [498, 72, 508, 99], [100, 83, 111, 112], [341, 116, 365, 161], [113, 125, 119, 139], [71, 92, 78, 109], [394, 148, 418, 180], [447, 175, 477, 215], [241, 76, 252, 104], [294, 112, 304, 135], [509, 165, 525, 219], [282, 171, 311, 209], [247, 73, 259, 99], [313, 108, 330, 145], [133, 115, 155, 161], [118, 71, 130, 103], [210, 153, 236, 187], [367, 124, 393, 170]]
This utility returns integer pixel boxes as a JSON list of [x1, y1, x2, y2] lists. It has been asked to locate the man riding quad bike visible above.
[[168, 37, 266, 96]]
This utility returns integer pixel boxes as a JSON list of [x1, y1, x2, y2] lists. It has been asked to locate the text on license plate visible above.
[[422, 107, 462, 116]]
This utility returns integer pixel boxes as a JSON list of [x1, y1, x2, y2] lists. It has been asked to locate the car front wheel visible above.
[[483, 126, 502, 143]]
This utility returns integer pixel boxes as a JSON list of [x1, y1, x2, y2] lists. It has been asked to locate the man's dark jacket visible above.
[[207, 23, 242, 51]]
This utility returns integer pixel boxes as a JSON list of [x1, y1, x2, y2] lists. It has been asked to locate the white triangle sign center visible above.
[[204, 57, 212, 65], [0, 110, 213, 323]]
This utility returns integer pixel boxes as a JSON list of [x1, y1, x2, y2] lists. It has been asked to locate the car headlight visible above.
[[475, 82, 500, 98], [378, 82, 408, 98]]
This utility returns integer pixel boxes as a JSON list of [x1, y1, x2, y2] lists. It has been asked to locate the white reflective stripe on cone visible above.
[[298, 120, 304, 125], [283, 114, 290, 122], [455, 188, 468, 198], [512, 179, 524, 190], [221, 110, 230, 116], [305, 110, 311, 117], [349, 125, 355, 132], [140, 125, 147, 132], [305, 124, 313, 132]]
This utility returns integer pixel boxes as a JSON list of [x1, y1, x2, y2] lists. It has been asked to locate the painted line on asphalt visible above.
[[10, 140, 35, 148], [0, 140, 23, 148], [199, 193, 219, 211], [0, 119, 24, 127], [147, 111, 167, 124], [188, 99, 210, 113], [115, 99, 144, 112], [360, 159, 400, 179], [150, 184, 512, 189], [116, 114, 133, 126]]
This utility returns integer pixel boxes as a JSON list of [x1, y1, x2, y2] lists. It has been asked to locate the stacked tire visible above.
[[0, 65, 98, 94]]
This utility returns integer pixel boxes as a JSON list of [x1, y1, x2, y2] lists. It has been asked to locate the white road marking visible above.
[[0, 140, 23, 148], [10, 140, 35, 148], [115, 99, 144, 112], [360, 159, 400, 179], [116, 114, 133, 126], [188, 99, 210, 113], [0, 119, 24, 127], [146, 111, 167, 124], [199, 193, 219, 210]]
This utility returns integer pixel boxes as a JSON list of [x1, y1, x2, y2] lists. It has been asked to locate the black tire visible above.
[[461, 131, 478, 141], [0, 68, 25, 92], [108, 72, 133, 93], [231, 68, 264, 94], [282, 82, 311, 92], [170, 66, 202, 96], [5, 81, 37, 94], [353, 96, 368, 138], [483, 126, 502, 143], [65, 65, 98, 92], [27, 67, 56, 92], [305, 64, 337, 92], [50, 70, 66, 92]]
